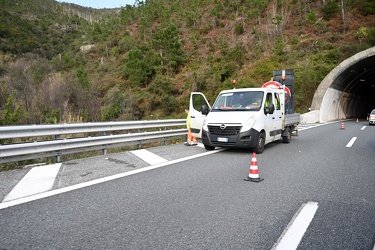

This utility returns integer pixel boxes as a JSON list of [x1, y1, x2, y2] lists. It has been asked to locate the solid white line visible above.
[[298, 120, 343, 132], [0, 148, 223, 210], [2, 163, 61, 202], [346, 137, 357, 148], [298, 124, 324, 131], [272, 201, 319, 250], [130, 149, 168, 165]]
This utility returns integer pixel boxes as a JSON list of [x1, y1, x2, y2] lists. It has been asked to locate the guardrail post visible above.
[[163, 127, 167, 145], [55, 135, 61, 163], [137, 128, 141, 149], [102, 131, 107, 155]]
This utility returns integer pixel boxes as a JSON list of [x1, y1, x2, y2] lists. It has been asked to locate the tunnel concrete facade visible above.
[[302, 46, 375, 123]]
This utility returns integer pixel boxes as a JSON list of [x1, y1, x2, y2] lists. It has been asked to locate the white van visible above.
[[189, 84, 300, 153]]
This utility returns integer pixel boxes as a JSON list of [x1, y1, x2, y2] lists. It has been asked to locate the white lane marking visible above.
[[346, 137, 357, 148], [2, 163, 61, 202], [360, 126, 366, 130], [0, 149, 223, 209], [130, 149, 168, 165], [272, 201, 319, 250], [298, 120, 343, 131], [298, 124, 325, 131]]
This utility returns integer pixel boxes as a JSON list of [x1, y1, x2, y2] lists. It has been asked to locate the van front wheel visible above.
[[254, 132, 265, 154], [204, 145, 215, 150]]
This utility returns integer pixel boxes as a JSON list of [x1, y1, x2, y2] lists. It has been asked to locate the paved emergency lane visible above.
[[0, 120, 374, 249]]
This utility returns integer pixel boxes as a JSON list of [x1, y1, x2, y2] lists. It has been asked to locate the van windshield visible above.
[[211, 91, 264, 111]]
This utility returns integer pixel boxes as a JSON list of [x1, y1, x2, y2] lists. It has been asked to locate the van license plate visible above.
[[217, 137, 228, 142]]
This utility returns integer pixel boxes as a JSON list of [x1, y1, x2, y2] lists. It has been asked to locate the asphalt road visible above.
[[0, 120, 374, 249]]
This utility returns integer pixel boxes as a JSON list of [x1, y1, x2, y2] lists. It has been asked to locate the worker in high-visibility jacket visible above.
[[264, 93, 272, 113], [185, 108, 198, 146]]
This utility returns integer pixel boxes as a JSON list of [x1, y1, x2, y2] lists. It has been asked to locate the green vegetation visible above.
[[0, 0, 374, 125]]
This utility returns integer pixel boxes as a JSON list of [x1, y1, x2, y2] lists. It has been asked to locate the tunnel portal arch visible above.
[[307, 46, 375, 123]]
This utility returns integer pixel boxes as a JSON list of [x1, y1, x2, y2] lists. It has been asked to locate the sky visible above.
[[56, 0, 136, 9]]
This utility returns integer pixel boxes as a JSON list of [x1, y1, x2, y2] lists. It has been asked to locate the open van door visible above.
[[189, 92, 211, 138]]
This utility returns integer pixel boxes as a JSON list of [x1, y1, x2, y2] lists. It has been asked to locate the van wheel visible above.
[[254, 132, 265, 154], [282, 127, 291, 143], [204, 145, 215, 150]]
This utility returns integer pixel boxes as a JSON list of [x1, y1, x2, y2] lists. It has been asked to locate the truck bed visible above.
[[285, 113, 301, 126]]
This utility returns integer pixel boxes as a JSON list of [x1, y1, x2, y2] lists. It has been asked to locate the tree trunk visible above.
[[341, 0, 346, 34]]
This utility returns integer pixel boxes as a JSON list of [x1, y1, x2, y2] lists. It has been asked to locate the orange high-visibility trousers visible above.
[[187, 127, 197, 144]]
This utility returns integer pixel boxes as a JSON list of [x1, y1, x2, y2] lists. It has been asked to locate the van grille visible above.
[[208, 125, 241, 136]]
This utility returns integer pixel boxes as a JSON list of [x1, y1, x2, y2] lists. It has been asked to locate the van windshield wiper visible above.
[[215, 108, 232, 111], [215, 107, 247, 111]]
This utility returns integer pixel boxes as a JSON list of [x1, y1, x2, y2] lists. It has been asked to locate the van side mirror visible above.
[[265, 103, 275, 115], [201, 104, 210, 115], [268, 103, 275, 114]]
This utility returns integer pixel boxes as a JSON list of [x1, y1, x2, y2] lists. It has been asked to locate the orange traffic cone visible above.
[[244, 152, 264, 182], [340, 122, 345, 130], [356, 118, 359, 123]]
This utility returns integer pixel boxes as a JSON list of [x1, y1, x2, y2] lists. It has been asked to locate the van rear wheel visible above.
[[254, 132, 265, 154], [282, 127, 291, 143]]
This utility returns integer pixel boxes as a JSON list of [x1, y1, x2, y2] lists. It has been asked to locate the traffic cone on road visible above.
[[340, 122, 345, 130], [356, 118, 359, 123], [244, 152, 264, 182]]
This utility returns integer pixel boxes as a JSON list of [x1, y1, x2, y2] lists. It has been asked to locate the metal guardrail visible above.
[[0, 119, 187, 164]]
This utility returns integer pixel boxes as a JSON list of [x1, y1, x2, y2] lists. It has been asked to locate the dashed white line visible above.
[[272, 201, 319, 250], [346, 137, 357, 148], [360, 126, 366, 130], [130, 149, 168, 165], [2, 163, 61, 202]]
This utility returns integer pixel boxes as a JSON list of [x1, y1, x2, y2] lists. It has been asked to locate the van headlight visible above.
[[240, 116, 256, 133]]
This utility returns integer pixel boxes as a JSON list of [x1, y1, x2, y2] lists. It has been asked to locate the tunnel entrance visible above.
[[307, 46, 375, 123]]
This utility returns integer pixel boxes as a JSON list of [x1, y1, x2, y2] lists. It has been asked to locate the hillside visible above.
[[0, 0, 374, 125]]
